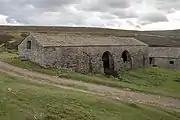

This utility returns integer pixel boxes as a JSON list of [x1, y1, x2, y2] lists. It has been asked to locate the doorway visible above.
[[102, 51, 114, 75], [121, 50, 132, 68], [121, 50, 131, 63]]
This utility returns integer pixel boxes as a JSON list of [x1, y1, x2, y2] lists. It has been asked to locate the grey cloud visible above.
[[6, 17, 19, 24], [76, 0, 135, 19], [26, 0, 79, 11], [98, 0, 130, 9], [98, 13, 117, 20], [127, 20, 141, 29], [155, 0, 180, 10], [139, 12, 168, 25], [0, 0, 78, 13], [0, 0, 79, 24], [78, 0, 130, 12], [112, 9, 137, 18], [0, 0, 180, 30]]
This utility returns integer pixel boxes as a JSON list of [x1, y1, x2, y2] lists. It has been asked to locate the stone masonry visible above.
[[18, 33, 149, 74], [149, 47, 180, 69]]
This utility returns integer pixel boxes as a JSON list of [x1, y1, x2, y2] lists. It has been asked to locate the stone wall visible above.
[[41, 45, 149, 73], [148, 47, 180, 70], [18, 35, 149, 74], [150, 57, 180, 69], [18, 35, 45, 66]]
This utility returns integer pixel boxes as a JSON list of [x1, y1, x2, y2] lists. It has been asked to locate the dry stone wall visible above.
[[41, 45, 148, 73], [18, 35, 44, 66]]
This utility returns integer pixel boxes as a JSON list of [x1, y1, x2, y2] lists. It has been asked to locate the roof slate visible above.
[[149, 47, 180, 58], [29, 33, 147, 47]]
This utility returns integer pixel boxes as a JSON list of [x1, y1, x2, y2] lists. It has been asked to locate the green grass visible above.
[[118, 67, 180, 97], [0, 71, 180, 120], [0, 52, 180, 99]]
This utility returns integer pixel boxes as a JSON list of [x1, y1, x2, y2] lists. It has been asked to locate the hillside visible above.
[[1, 26, 180, 119], [1, 25, 180, 47], [0, 71, 180, 120]]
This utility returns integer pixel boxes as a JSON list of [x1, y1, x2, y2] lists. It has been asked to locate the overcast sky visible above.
[[0, 0, 180, 30]]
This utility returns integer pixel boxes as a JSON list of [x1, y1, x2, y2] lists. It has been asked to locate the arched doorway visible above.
[[102, 51, 114, 75], [143, 56, 146, 67], [122, 50, 131, 63], [121, 50, 132, 68]]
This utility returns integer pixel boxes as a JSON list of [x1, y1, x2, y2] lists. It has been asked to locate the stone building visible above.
[[149, 47, 180, 69], [18, 33, 149, 75]]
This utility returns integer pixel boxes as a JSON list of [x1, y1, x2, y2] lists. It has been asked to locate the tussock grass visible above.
[[0, 71, 179, 120]]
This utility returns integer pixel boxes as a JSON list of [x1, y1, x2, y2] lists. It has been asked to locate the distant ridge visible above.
[[0, 25, 180, 47]]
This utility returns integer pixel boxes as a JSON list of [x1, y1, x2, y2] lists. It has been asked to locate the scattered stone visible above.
[[124, 88, 131, 91], [0, 43, 5, 47], [34, 115, 37, 120], [19, 109, 24, 112], [116, 97, 120, 100], [7, 88, 12, 92]]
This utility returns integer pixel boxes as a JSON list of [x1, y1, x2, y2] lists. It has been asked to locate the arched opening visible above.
[[121, 50, 132, 69], [143, 56, 146, 67], [102, 51, 114, 75], [121, 50, 131, 63]]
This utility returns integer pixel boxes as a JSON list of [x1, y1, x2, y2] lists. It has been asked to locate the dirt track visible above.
[[0, 61, 180, 111]]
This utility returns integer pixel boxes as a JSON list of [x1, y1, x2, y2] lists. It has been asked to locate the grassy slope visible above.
[[0, 52, 180, 99], [0, 71, 180, 120], [0, 32, 27, 50]]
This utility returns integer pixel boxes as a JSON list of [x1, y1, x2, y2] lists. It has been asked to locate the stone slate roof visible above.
[[149, 47, 180, 58], [134, 34, 180, 47], [30, 33, 147, 47]]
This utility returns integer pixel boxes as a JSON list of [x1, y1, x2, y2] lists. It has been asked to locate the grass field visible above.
[[0, 51, 180, 99], [1, 28, 180, 119], [0, 71, 180, 120]]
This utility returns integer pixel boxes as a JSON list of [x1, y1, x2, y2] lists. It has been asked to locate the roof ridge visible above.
[[29, 33, 148, 47]]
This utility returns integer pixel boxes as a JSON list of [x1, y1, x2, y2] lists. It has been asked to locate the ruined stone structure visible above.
[[18, 33, 149, 75], [149, 47, 180, 69]]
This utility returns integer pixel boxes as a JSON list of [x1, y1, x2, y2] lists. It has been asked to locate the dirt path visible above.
[[0, 61, 180, 111]]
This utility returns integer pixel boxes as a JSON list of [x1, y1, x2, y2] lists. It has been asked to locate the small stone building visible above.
[[18, 33, 149, 75], [149, 47, 180, 69]]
